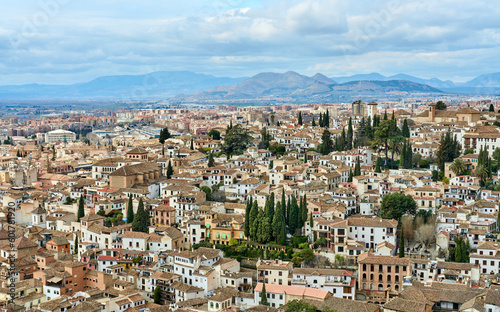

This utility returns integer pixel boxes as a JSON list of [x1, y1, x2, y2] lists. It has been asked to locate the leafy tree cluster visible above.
[[132, 198, 150, 233], [371, 114, 402, 169], [353, 116, 374, 147], [435, 100, 447, 110], [159, 127, 171, 144], [318, 110, 330, 127], [436, 129, 461, 172], [380, 193, 417, 220], [268, 142, 286, 156], [258, 127, 272, 149], [221, 124, 253, 156], [449, 236, 470, 263], [245, 192, 308, 245], [208, 129, 221, 140], [476, 146, 493, 186]]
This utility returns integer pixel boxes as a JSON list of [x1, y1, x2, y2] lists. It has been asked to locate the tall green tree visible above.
[[255, 209, 265, 243], [399, 227, 405, 258], [260, 283, 269, 306], [402, 119, 410, 138], [298, 112, 303, 125], [436, 129, 461, 172], [77, 195, 85, 222], [375, 157, 383, 173], [372, 119, 399, 168], [272, 201, 286, 245], [190, 138, 194, 150], [265, 194, 275, 222], [74, 236, 78, 255], [132, 198, 148, 233], [207, 153, 215, 167], [300, 195, 308, 229], [309, 212, 314, 228], [127, 194, 134, 223], [348, 169, 353, 182], [249, 200, 259, 240], [346, 117, 353, 150], [153, 285, 161, 304], [166, 160, 174, 179], [354, 158, 361, 176], [221, 124, 253, 156], [311, 116, 316, 127], [319, 129, 333, 155], [289, 195, 299, 235], [490, 104, 495, 112], [244, 198, 252, 238], [159, 127, 171, 144]]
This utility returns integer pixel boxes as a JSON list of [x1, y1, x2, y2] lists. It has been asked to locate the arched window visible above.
[[362, 273, 367, 281], [387, 275, 391, 282], [379, 274, 383, 282], [378, 284, 383, 291], [362, 283, 366, 290], [370, 283, 374, 290]]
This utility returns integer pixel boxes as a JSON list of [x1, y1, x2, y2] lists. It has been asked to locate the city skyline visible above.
[[2, 0, 499, 85]]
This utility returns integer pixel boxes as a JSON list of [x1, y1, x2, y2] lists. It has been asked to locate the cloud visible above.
[[0, 0, 499, 84]]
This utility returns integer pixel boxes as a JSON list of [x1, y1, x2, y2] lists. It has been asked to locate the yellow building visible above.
[[205, 213, 246, 245]]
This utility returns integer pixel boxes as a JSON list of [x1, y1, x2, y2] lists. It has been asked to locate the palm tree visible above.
[[450, 159, 466, 176], [475, 164, 488, 186], [389, 136, 404, 169]]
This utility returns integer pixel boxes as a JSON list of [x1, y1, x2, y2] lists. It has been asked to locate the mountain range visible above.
[[1, 70, 500, 101]]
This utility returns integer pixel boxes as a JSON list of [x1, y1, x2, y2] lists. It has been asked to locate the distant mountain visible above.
[[0, 71, 246, 99], [176, 71, 443, 102], [463, 72, 500, 88], [331, 73, 455, 89]]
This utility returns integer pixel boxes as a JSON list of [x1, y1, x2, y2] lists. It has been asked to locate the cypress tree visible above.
[[281, 189, 286, 223], [402, 119, 410, 138], [375, 157, 383, 173], [74, 236, 78, 255], [319, 113, 323, 127], [300, 194, 308, 229], [127, 194, 134, 224], [132, 198, 148, 233], [166, 160, 173, 179], [260, 283, 269, 305], [190, 138, 194, 150], [249, 200, 259, 240], [208, 154, 214, 167], [298, 112, 303, 125], [288, 196, 297, 234], [311, 116, 316, 127], [286, 197, 291, 229], [348, 169, 353, 182], [153, 285, 161, 304], [347, 117, 353, 150], [255, 209, 265, 243], [77, 195, 85, 222], [272, 201, 286, 245], [266, 193, 275, 222], [244, 198, 252, 237], [399, 227, 405, 258], [309, 212, 314, 228], [354, 158, 361, 176]]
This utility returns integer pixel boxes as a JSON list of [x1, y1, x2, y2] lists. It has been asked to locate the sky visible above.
[[1, 0, 499, 85]]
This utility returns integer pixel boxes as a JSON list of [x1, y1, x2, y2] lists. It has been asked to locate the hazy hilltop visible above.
[[1, 70, 500, 101]]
